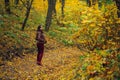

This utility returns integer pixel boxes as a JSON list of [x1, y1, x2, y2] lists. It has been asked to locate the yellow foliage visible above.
[[89, 78, 94, 80], [107, 71, 113, 75], [33, 0, 47, 13]]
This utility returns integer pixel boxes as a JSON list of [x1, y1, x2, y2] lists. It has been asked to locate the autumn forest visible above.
[[0, 0, 120, 80]]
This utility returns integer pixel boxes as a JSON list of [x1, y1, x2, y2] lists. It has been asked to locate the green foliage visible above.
[[0, 21, 4, 27], [14, 24, 21, 30], [48, 31, 57, 38], [61, 39, 73, 46], [4, 31, 17, 39], [98, 0, 113, 5], [81, 62, 89, 71], [57, 27, 68, 32], [21, 33, 29, 38], [79, 55, 86, 61], [117, 54, 120, 62], [47, 26, 75, 46]]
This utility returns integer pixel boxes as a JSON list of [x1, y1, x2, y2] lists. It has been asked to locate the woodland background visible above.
[[0, 0, 120, 80]]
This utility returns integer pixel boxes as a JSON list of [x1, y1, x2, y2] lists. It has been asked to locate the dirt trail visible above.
[[0, 38, 83, 80]]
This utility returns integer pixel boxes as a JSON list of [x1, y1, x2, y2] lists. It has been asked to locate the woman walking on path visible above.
[[36, 25, 47, 66]]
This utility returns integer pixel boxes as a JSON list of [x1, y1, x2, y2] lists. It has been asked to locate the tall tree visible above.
[[53, 0, 57, 14], [61, 0, 65, 18], [4, 0, 11, 14], [45, 0, 57, 31], [21, 0, 34, 31], [115, 0, 120, 18]]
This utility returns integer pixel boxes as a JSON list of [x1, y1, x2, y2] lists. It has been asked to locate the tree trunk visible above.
[[53, 0, 57, 15], [45, 0, 56, 31], [21, 0, 34, 31], [61, 0, 65, 18], [5, 0, 11, 14], [115, 0, 120, 18]]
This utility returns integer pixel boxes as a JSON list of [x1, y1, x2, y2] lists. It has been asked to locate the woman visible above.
[[36, 25, 47, 66]]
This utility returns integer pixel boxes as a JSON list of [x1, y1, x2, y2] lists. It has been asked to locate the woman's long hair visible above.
[[37, 25, 42, 31], [37, 25, 43, 33]]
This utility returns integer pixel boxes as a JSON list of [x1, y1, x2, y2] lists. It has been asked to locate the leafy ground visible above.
[[0, 36, 83, 80]]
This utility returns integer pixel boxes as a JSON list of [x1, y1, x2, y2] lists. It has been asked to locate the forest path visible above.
[[0, 37, 83, 80]]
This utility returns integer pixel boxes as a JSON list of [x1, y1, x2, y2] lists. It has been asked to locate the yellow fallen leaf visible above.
[[89, 78, 94, 80], [107, 71, 113, 74]]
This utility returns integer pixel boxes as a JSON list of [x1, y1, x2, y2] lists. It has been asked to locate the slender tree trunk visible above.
[[5, 0, 11, 14], [61, 0, 65, 18], [21, 9, 30, 31], [53, 1, 57, 15], [115, 0, 120, 18], [45, 0, 56, 31], [55, 0, 65, 27], [21, 0, 34, 31]]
